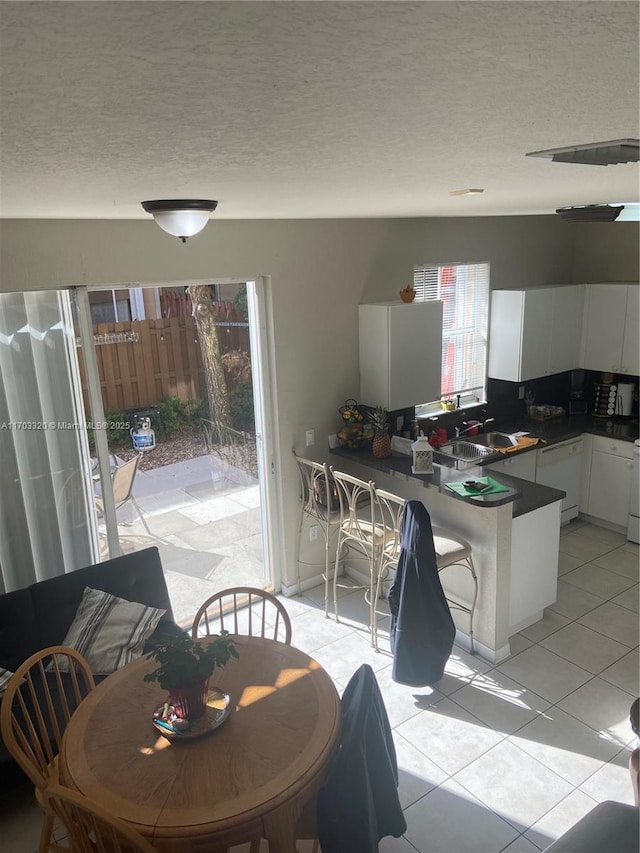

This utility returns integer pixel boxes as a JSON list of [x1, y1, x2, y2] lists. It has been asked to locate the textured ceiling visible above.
[[0, 1, 638, 220]]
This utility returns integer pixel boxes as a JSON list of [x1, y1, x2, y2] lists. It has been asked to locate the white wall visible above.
[[0, 214, 624, 588]]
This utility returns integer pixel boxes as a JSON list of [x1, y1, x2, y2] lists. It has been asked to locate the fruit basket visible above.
[[337, 398, 368, 448]]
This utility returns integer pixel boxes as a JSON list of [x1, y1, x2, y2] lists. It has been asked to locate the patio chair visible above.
[[191, 587, 292, 645], [94, 454, 152, 535], [0, 646, 96, 853], [43, 783, 158, 853]]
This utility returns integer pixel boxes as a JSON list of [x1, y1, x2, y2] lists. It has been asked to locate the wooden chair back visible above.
[[0, 646, 95, 789], [191, 587, 292, 645], [43, 783, 158, 853]]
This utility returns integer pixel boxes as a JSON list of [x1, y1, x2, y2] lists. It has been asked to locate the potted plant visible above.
[[370, 405, 391, 458], [144, 631, 238, 720]]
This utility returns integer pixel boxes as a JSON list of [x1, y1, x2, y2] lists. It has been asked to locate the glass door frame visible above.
[[75, 276, 283, 591]]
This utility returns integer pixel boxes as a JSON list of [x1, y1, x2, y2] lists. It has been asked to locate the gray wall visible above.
[[0, 215, 635, 587]]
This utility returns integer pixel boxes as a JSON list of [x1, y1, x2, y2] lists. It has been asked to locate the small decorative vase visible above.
[[168, 678, 210, 720], [399, 287, 416, 303]]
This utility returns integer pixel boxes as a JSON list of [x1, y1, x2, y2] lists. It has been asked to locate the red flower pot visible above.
[[168, 679, 210, 720]]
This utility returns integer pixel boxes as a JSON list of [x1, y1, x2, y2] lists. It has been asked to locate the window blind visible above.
[[413, 262, 490, 401]]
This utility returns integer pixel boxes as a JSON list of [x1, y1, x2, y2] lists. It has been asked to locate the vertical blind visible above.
[[413, 262, 490, 400]]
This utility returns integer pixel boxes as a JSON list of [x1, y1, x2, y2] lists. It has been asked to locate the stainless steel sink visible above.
[[466, 431, 519, 449], [440, 440, 494, 464]]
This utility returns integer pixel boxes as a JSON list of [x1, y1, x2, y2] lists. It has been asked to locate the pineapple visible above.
[[370, 406, 391, 458]]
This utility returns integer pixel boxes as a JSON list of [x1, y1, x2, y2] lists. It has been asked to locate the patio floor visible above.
[[98, 452, 267, 627]]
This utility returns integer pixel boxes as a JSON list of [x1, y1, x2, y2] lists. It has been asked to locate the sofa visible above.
[[0, 546, 183, 787]]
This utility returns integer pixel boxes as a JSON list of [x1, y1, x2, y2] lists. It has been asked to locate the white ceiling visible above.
[[1, 1, 638, 220]]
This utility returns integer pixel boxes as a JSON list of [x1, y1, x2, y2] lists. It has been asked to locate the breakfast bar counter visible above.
[[329, 446, 565, 664]]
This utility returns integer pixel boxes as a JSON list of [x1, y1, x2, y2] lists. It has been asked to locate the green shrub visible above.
[[229, 382, 255, 431], [157, 395, 184, 435]]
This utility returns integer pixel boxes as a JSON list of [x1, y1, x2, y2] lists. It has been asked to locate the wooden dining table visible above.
[[59, 636, 341, 853]]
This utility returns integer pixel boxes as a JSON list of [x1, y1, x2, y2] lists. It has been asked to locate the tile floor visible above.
[[1, 520, 638, 852]]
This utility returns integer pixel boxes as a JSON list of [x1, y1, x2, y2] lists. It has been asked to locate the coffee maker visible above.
[[569, 369, 588, 415]]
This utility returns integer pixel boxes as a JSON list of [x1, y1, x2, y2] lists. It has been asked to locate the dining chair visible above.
[[191, 587, 292, 645], [43, 783, 158, 853], [0, 646, 96, 853], [370, 486, 406, 651], [94, 454, 152, 535], [431, 527, 479, 654], [293, 453, 342, 614]]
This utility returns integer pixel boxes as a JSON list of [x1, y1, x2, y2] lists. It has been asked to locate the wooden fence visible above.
[[76, 314, 250, 414]]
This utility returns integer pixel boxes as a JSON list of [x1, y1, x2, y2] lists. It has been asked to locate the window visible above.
[[414, 262, 490, 406]]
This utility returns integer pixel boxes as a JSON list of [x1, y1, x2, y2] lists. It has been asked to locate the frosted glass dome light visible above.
[[141, 200, 218, 242]]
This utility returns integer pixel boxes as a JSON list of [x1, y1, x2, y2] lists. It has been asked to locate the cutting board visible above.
[[446, 476, 510, 497]]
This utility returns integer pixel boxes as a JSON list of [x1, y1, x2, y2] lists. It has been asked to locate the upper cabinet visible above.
[[580, 283, 640, 375], [359, 300, 443, 410], [488, 286, 584, 382]]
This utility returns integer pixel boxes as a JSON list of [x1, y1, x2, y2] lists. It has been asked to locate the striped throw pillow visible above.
[[57, 587, 166, 674], [0, 667, 15, 696]]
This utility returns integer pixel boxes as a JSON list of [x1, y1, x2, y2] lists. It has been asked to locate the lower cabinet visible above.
[[486, 451, 537, 481], [584, 435, 634, 528]]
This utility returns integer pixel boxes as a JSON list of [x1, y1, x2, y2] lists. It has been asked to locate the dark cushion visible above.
[[0, 587, 41, 673], [31, 547, 176, 650], [543, 801, 639, 853]]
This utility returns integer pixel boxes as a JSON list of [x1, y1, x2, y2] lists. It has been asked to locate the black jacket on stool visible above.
[[388, 500, 456, 686], [317, 664, 406, 852]]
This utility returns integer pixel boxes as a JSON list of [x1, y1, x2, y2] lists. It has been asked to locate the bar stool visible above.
[[294, 454, 342, 616], [330, 469, 403, 647], [432, 528, 478, 654]]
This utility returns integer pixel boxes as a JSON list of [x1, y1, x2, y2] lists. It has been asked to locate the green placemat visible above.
[[446, 476, 510, 497]]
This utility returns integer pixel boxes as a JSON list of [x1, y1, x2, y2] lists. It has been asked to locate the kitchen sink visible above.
[[439, 440, 494, 465], [466, 431, 519, 449]]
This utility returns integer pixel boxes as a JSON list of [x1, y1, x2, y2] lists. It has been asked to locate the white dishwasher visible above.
[[535, 437, 583, 525]]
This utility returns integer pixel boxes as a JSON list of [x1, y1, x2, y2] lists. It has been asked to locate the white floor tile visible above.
[[598, 649, 640, 696], [524, 789, 599, 851], [454, 740, 573, 830], [373, 664, 442, 728], [519, 610, 570, 643], [501, 835, 542, 852], [496, 645, 593, 704], [577, 600, 640, 647], [395, 697, 504, 776], [448, 671, 550, 736], [559, 533, 615, 562], [378, 834, 420, 852], [539, 621, 630, 674], [547, 580, 604, 620], [578, 748, 637, 806], [393, 731, 449, 809], [508, 706, 622, 786], [430, 647, 493, 696], [591, 546, 640, 580], [557, 677, 637, 746], [307, 630, 391, 681], [557, 551, 585, 576], [579, 524, 628, 549], [560, 563, 636, 601], [611, 583, 639, 613], [402, 778, 519, 853], [509, 633, 534, 656]]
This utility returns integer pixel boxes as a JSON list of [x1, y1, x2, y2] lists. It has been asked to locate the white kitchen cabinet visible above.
[[486, 449, 537, 481], [488, 286, 584, 382], [584, 435, 634, 528], [581, 283, 640, 375], [359, 300, 443, 410]]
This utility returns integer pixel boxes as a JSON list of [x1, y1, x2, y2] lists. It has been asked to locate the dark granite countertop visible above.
[[329, 414, 637, 518], [329, 446, 565, 518]]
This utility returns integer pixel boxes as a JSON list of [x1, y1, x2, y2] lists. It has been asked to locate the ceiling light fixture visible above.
[[141, 199, 218, 242], [556, 204, 624, 223]]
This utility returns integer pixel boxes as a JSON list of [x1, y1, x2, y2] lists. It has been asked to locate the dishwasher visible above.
[[535, 437, 583, 525]]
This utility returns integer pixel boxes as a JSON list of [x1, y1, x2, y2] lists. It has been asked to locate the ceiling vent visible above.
[[526, 139, 639, 166], [556, 205, 624, 223]]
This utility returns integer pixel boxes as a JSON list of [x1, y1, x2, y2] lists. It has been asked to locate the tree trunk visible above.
[[187, 285, 232, 437]]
